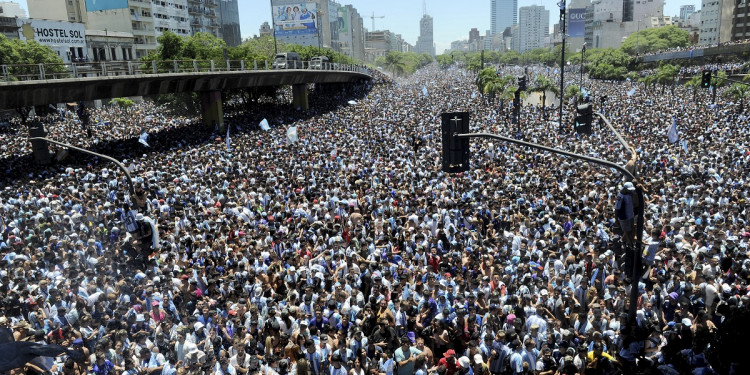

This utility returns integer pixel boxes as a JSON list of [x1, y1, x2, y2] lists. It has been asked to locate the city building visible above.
[[188, 0, 220, 38], [491, 0, 517, 36], [218, 0, 241, 46], [333, 3, 365, 60], [28, 0, 138, 60], [699, 0, 734, 45], [415, 13, 434, 56], [679, 5, 695, 21], [733, 1, 750, 41], [0, 1, 25, 18], [517, 5, 548, 52], [365, 30, 393, 61], [259, 21, 272, 37], [469, 28, 479, 43]]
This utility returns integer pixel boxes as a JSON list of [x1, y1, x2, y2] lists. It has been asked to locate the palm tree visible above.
[[564, 84, 582, 103], [723, 83, 750, 113], [684, 74, 702, 103], [383, 51, 406, 77], [476, 68, 497, 96], [530, 75, 560, 119], [656, 64, 679, 93]]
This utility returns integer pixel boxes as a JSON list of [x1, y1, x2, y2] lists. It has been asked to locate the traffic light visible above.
[[701, 70, 711, 88], [575, 103, 593, 134], [441, 112, 470, 173], [517, 76, 527, 91]]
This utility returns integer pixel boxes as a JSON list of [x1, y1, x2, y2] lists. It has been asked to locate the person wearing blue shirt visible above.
[[394, 338, 423, 375]]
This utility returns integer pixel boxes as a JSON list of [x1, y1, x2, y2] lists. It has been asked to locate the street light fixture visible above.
[[557, 0, 566, 132], [28, 137, 135, 198]]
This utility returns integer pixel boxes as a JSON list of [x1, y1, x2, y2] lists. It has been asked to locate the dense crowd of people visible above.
[[0, 60, 748, 375]]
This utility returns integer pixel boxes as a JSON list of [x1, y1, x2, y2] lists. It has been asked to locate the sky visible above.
[[14, 0, 702, 54]]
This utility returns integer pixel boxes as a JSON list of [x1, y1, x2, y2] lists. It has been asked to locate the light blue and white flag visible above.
[[667, 117, 679, 144], [259, 118, 270, 131], [286, 126, 298, 143], [226, 126, 231, 150], [627, 87, 636, 97], [422, 86, 428, 97], [138, 132, 149, 147], [682, 139, 688, 153]]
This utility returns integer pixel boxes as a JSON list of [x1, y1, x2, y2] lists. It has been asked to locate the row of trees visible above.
[[374, 51, 433, 77], [475, 68, 563, 118], [436, 25, 693, 81], [142, 32, 359, 67]]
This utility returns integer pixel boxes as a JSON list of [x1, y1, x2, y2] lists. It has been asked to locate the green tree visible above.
[[586, 49, 630, 80], [564, 84, 583, 103], [656, 63, 680, 91], [499, 50, 521, 65], [723, 83, 750, 112], [383, 51, 406, 77], [476, 68, 498, 95], [620, 25, 689, 55], [530, 75, 560, 118], [684, 73, 703, 103], [109, 97, 135, 108], [156, 31, 184, 60]]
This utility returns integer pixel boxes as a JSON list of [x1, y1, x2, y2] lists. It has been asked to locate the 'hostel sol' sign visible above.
[[17, 19, 87, 47]]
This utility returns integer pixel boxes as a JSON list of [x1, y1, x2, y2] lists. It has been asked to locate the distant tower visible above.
[[416, 0, 434, 56]]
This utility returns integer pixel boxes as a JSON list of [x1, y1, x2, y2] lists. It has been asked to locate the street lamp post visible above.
[[558, 0, 566, 132], [28, 137, 136, 198], [580, 43, 586, 90]]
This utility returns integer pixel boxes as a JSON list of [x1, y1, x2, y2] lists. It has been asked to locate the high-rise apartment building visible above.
[[491, 0, 518, 35], [218, 0, 241, 46], [416, 14, 434, 56], [469, 28, 479, 43], [517, 5, 548, 52], [699, 0, 734, 45]]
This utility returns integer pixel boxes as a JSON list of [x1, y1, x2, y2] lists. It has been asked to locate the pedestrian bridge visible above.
[[0, 59, 372, 117]]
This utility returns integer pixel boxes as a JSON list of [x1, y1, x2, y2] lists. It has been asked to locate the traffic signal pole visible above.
[[448, 111, 644, 330], [454, 132, 634, 180]]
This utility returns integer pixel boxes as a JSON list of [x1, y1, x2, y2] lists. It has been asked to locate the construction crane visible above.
[[370, 11, 384, 31]]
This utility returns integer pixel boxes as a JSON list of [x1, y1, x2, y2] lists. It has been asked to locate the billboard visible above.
[[17, 19, 86, 47], [569, 8, 586, 38], [85, 0, 128, 12], [337, 6, 348, 34], [273, 2, 318, 37]]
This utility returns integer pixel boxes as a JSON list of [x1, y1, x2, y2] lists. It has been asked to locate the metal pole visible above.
[[558, 1, 566, 132], [456, 132, 635, 180], [270, 2, 278, 55], [580, 43, 586, 89], [28, 137, 135, 197]]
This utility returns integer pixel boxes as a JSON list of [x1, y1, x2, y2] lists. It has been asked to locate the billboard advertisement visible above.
[[17, 19, 86, 47], [273, 2, 318, 37], [337, 6, 348, 34], [85, 0, 128, 12], [569, 8, 586, 38]]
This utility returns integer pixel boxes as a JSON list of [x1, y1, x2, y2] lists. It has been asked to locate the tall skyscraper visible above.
[[416, 14, 434, 56], [517, 5, 548, 52], [218, 0, 241, 46], [491, 0, 518, 35]]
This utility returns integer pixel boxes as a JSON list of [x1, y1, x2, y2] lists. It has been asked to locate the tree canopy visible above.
[[620, 25, 690, 55], [0, 35, 66, 80]]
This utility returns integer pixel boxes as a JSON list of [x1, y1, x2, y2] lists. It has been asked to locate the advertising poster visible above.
[[17, 19, 86, 47], [85, 0, 129, 12], [338, 6, 348, 34], [569, 8, 586, 38], [273, 2, 318, 37]]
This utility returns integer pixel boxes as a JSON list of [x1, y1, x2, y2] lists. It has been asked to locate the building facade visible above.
[[734, 1, 750, 41], [517, 5, 548, 52], [0, 1, 26, 18], [679, 5, 695, 21], [491, 0, 518, 36], [416, 14, 434, 56], [699, 0, 734, 45], [218, 0, 241, 46]]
